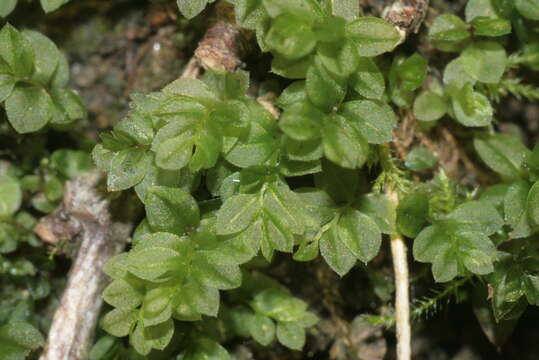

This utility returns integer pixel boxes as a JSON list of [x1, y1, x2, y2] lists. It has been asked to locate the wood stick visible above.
[[36, 172, 133, 360], [388, 189, 412, 360]]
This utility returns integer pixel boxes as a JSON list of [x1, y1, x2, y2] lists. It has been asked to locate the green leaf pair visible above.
[[176, 0, 216, 19], [243, 0, 400, 79], [0, 24, 85, 133], [0, 175, 22, 217], [102, 230, 243, 354], [0, 322, 44, 360], [216, 181, 305, 261], [0, 0, 71, 17], [93, 72, 270, 194], [293, 187, 383, 277], [226, 271, 318, 351], [429, 0, 511, 46], [413, 201, 503, 282], [0, 24, 86, 133], [489, 251, 539, 321], [413, 5, 513, 127], [388, 53, 428, 108], [474, 135, 539, 237], [279, 66, 396, 169], [414, 41, 507, 126]]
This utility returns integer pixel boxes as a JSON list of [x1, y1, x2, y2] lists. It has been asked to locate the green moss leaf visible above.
[[349, 57, 385, 100], [102, 309, 138, 338], [515, 0, 539, 20], [0, 322, 44, 360], [414, 203, 499, 282], [0, 24, 34, 77], [234, 0, 267, 29], [0, 0, 17, 17], [345, 17, 400, 56], [413, 90, 448, 122], [127, 247, 180, 281], [276, 322, 305, 350], [460, 41, 507, 84], [266, 14, 317, 60], [444, 201, 504, 236], [184, 279, 220, 317], [527, 181, 539, 227], [22, 30, 61, 85], [103, 279, 143, 310], [428, 14, 470, 41], [107, 149, 152, 192], [192, 258, 242, 290], [251, 288, 308, 322], [474, 134, 530, 180], [322, 114, 369, 169], [0, 175, 21, 216], [40, 0, 69, 13], [179, 338, 231, 360], [216, 194, 259, 235], [320, 224, 356, 276], [340, 100, 396, 144], [452, 85, 493, 127], [279, 100, 324, 141], [0, 74, 15, 102], [316, 40, 358, 78], [177, 0, 211, 19], [357, 194, 396, 235], [306, 62, 346, 111], [337, 209, 381, 263], [397, 191, 429, 238], [405, 146, 438, 171], [145, 186, 200, 235], [504, 181, 534, 238], [471, 17, 511, 37], [141, 287, 173, 326], [5, 85, 53, 133], [248, 313, 275, 346]]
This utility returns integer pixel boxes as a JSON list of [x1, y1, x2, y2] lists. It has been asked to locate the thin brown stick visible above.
[[35, 172, 133, 360]]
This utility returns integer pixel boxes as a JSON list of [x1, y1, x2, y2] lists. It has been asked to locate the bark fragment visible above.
[[36, 172, 133, 360]]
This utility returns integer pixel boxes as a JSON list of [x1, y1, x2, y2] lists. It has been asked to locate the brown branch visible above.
[[383, 0, 429, 42], [182, 3, 244, 78], [181, 10, 280, 117], [181, 57, 203, 79], [194, 20, 244, 72], [35, 172, 133, 360]]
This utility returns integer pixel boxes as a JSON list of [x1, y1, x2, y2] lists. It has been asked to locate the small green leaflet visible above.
[[216, 182, 304, 261], [413, 201, 502, 282]]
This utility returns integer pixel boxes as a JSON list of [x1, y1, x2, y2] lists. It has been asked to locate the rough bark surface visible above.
[[383, 0, 429, 38], [35, 172, 132, 360], [194, 20, 243, 72]]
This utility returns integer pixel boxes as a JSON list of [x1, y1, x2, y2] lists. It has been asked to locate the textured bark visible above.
[[383, 0, 429, 42], [35, 172, 132, 360], [195, 20, 243, 72]]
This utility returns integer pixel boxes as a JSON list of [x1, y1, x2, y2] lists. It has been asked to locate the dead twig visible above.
[[35, 172, 133, 360], [181, 57, 203, 79], [195, 20, 244, 72], [383, 0, 429, 43], [381, 142, 412, 360]]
